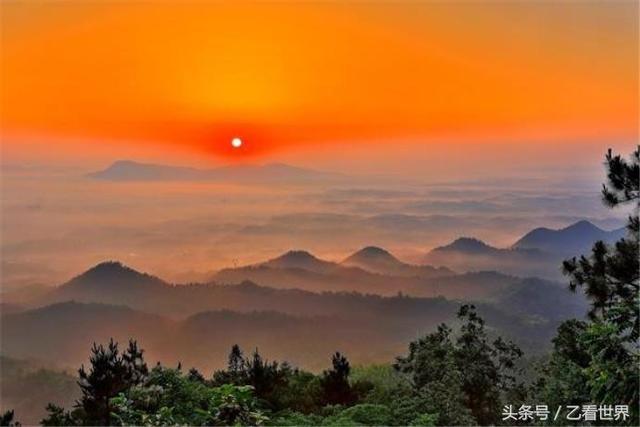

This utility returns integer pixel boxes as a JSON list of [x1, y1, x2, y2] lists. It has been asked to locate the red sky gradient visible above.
[[1, 2, 638, 164]]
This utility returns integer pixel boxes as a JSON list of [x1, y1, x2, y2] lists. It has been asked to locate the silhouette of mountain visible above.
[[263, 250, 338, 274], [431, 237, 500, 255], [423, 220, 628, 279], [1, 301, 171, 368], [496, 277, 588, 322], [10, 258, 579, 320], [55, 261, 167, 300], [2, 286, 582, 373], [342, 246, 454, 278], [86, 160, 202, 181], [88, 160, 342, 183], [424, 238, 558, 279], [216, 249, 474, 296], [512, 220, 626, 255]]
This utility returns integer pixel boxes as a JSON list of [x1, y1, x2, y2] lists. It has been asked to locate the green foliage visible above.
[[581, 322, 639, 409], [319, 352, 358, 406], [113, 365, 267, 426], [531, 320, 591, 425], [41, 404, 79, 426], [409, 413, 438, 426], [213, 345, 320, 412], [349, 364, 411, 404], [321, 404, 392, 425], [111, 371, 267, 426], [552, 148, 640, 424], [267, 410, 322, 426], [395, 304, 523, 425], [563, 148, 639, 338], [56, 339, 150, 426]]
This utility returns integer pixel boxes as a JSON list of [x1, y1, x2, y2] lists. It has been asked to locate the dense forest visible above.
[[1, 148, 637, 426]]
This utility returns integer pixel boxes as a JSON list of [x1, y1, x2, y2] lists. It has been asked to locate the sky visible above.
[[1, 1, 638, 174], [0, 1, 637, 288]]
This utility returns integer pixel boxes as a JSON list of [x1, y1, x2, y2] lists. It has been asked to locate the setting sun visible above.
[[231, 137, 243, 149]]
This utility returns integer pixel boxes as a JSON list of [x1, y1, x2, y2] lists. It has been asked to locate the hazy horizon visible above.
[[1, 145, 632, 289]]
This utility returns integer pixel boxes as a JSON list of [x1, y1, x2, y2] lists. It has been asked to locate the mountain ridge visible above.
[[512, 219, 625, 255], [87, 160, 341, 183]]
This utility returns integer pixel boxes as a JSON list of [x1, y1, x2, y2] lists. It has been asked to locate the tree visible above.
[[563, 148, 639, 338], [0, 410, 20, 427], [228, 344, 244, 375], [41, 404, 77, 426], [212, 345, 296, 411], [76, 339, 131, 425], [395, 305, 523, 425], [41, 339, 148, 426], [212, 344, 247, 385], [532, 320, 592, 421], [111, 366, 267, 426], [320, 352, 357, 406], [122, 340, 148, 386], [187, 367, 205, 383], [559, 148, 639, 423]]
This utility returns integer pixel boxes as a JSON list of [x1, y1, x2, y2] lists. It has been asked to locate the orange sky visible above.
[[1, 1, 638, 162]]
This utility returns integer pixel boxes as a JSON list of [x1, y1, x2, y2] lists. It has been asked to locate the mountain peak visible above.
[[513, 219, 621, 255], [62, 261, 166, 290], [562, 220, 601, 233], [80, 260, 139, 277], [445, 237, 493, 252], [344, 246, 399, 263], [358, 246, 394, 256], [263, 250, 336, 273], [277, 250, 320, 262]]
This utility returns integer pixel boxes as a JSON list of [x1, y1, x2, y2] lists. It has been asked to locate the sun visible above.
[[231, 137, 243, 148]]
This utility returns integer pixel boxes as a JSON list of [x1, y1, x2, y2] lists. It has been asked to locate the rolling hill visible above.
[[341, 246, 454, 278], [512, 220, 626, 255], [423, 220, 627, 279]]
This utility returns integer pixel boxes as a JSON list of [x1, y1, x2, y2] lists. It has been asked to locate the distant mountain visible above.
[[496, 277, 588, 322], [263, 250, 338, 274], [12, 257, 571, 319], [424, 238, 559, 279], [423, 220, 627, 279], [54, 261, 167, 301], [2, 288, 581, 374], [88, 160, 341, 183], [1, 301, 171, 368], [215, 249, 558, 300], [342, 246, 454, 278], [512, 220, 626, 255], [215, 249, 464, 296], [432, 238, 500, 255]]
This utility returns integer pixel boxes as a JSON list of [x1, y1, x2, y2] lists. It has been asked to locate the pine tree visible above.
[[188, 367, 206, 383], [554, 148, 639, 423], [563, 148, 639, 339], [122, 339, 148, 385], [73, 339, 148, 425], [76, 339, 129, 425], [395, 305, 522, 425], [320, 352, 357, 406], [229, 344, 244, 374]]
